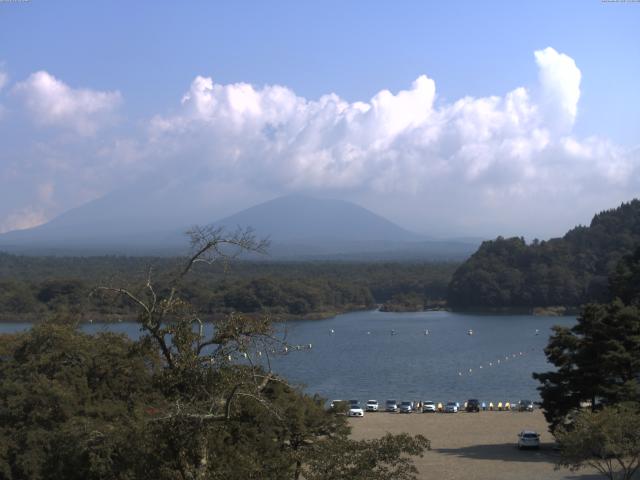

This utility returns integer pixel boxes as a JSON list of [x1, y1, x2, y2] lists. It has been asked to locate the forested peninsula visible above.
[[0, 256, 456, 322], [447, 200, 640, 309]]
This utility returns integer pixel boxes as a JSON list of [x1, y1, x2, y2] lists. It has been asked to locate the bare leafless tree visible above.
[[93, 226, 302, 479]]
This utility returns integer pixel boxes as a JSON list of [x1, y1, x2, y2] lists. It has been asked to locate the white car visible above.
[[385, 400, 399, 412], [444, 402, 458, 413], [517, 430, 540, 449], [365, 400, 379, 412], [422, 401, 436, 413], [348, 403, 364, 417]]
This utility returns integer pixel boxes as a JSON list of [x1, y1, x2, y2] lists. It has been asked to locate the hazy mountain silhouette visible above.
[[0, 193, 479, 259], [214, 194, 423, 243]]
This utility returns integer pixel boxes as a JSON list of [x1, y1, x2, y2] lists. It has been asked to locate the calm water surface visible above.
[[0, 310, 575, 404]]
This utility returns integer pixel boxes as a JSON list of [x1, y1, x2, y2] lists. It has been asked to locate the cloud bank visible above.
[[0, 47, 638, 237], [13, 71, 121, 135]]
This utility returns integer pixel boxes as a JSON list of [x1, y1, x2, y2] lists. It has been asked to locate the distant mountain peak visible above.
[[215, 195, 423, 243]]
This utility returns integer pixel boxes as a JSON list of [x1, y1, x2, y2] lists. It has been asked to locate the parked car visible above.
[[385, 399, 399, 412], [518, 400, 534, 412], [399, 401, 414, 413], [365, 399, 379, 412], [517, 430, 540, 449], [444, 402, 458, 413], [348, 402, 364, 417], [422, 401, 436, 413], [466, 399, 480, 412]]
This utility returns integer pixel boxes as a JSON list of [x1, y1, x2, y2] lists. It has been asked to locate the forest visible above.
[[447, 200, 640, 309], [0, 229, 432, 480], [0, 253, 457, 321]]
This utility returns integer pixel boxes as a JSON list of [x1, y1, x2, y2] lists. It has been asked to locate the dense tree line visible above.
[[448, 199, 640, 308], [0, 254, 457, 320]]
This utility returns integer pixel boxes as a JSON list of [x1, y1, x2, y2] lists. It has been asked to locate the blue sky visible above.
[[0, 0, 639, 237]]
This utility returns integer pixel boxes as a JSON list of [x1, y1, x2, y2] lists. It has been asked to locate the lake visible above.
[[0, 310, 575, 405]]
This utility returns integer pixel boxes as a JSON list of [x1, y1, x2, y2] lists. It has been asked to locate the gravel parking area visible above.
[[348, 410, 603, 480]]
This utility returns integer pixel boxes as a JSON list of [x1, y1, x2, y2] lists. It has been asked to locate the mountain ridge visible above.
[[0, 193, 478, 259]]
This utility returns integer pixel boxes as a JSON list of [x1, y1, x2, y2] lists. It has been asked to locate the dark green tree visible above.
[[0, 323, 163, 480], [533, 300, 640, 431], [610, 246, 640, 306], [534, 248, 640, 431], [303, 433, 430, 480], [555, 404, 640, 480]]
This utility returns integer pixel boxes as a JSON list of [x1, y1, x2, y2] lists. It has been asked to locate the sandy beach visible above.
[[349, 409, 602, 480]]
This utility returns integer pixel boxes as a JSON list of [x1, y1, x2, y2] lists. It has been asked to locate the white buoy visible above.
[[458, 372, 462, 376], [367, 331, 371, 335], [330, 329, 335, 334], [308, 343, 312, 349]]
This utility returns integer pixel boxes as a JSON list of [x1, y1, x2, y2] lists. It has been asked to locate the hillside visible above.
[[447, 200, 640, 308]]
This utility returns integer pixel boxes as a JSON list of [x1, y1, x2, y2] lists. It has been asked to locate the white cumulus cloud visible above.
[[148, 47, 624, 197], [138, 47, 637, 237], [13, 71, 122, 135], [534, 46, 582, 131], [1, 47, 637, 238]]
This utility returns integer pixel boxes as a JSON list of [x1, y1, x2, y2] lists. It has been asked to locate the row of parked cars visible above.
[[331, 399, 535, 416]]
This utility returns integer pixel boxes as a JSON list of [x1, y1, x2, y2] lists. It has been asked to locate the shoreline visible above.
[[0, 305, 579, 324]]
